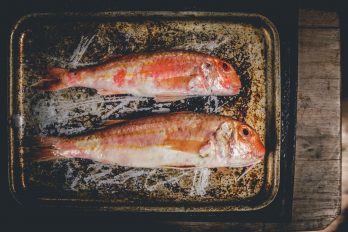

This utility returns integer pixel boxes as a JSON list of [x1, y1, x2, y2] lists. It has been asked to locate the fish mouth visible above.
[[211, 85, 241, 96], [256, 145, 266, 159], [231, 85, 241, 95], [231, 80, 242, 93], [221, 83, 241, 95]]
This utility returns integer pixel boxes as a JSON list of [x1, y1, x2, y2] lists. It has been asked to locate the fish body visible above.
[[35, 51, 241, 100], [35, 112, 265, 168]]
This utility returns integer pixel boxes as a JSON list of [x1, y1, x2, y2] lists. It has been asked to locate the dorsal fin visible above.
[[96, 119, 127, 130]]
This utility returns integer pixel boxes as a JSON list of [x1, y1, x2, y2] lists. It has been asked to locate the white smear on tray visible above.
[[206, 96, 219, 113], [174, 34, 230, 54], [42, 35, 98, 69], [32, 93, 172, 135], [144, 169, 191, 192], [63, 161, 211, 196], [111, 169, 149, 185], [190, 168, 211, 196], [32, 93, 105, 135], [69, 35, 97, 69]]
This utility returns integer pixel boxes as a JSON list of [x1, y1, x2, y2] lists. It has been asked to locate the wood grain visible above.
[[298, 9, 339, 27], [291, 13, 341, 229]]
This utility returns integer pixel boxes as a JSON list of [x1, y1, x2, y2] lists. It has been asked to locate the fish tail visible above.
[[24, 136, 63, 162], [31, 68, 69, 91]]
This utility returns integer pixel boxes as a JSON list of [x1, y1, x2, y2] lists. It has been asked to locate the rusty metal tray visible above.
[[9, 12, 281, 213]]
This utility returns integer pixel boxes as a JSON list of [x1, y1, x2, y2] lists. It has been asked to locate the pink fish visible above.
[[33, 51, 241, 101], [32, 112, 265, 169]]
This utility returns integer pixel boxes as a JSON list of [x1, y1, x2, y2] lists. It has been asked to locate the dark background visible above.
[[0, 0, 345, 231]]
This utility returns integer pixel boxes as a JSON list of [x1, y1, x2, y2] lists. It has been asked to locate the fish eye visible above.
[[239, 126, 251, 138], [243, 128, 249, 136], [222, 62, 230, 71]]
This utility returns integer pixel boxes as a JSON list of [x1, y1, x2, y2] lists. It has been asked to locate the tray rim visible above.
[[8, 11, 282, 213]]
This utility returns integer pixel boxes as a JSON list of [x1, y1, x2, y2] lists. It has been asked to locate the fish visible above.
[[30, 112, 265, 169], [33, 51, 241, 102]]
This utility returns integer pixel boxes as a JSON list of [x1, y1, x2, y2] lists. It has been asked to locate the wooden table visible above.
[[292, 9, 341, 231], [166, 9, 341, 231], [0, 8, 341, 232]]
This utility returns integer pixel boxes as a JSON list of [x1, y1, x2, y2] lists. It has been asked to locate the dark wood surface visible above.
[[292, 9, 341, 231]]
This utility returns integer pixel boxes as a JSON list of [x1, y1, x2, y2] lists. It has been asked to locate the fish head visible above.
[[227, 122, 265, 166], [209, 59, 241, 96], [192, 59, 240, 96], [204, 121, 265, 167]]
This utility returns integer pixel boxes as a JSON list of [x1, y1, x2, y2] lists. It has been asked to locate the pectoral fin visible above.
[[165, 139, 204, 154], [198, 140, 214, 158]]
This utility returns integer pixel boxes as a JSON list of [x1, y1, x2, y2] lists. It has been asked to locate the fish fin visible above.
[[93, 119, 127, 130], [31, 68, 69, 91], [198, 140, 214, 158], [154, 95, 189, 102], [24, 136, 63, 162], [235, 163, 257, 182], [165, 139, 203, 154], [198, 123, 231, 158], [29, 147, 64, 162], [49, 67, 69, 77], [102, 119, 127, 127]]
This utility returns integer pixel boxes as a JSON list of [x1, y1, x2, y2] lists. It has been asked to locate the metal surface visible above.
[[9, 12, 280, 212]]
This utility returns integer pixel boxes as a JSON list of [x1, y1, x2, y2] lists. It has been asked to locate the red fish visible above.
[[32, 112, 265, 168], [33, 51, 241, 101]]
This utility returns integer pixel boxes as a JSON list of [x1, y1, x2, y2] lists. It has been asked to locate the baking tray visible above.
[[9, 11, 280, 213]]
